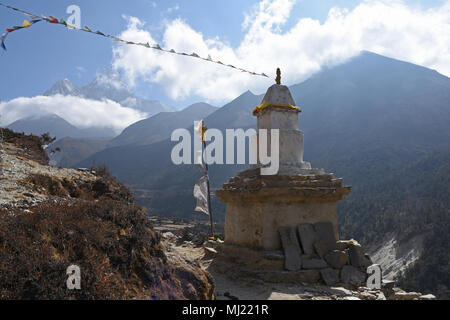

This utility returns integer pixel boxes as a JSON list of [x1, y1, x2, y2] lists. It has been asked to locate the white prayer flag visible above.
[[194, 120, 204, 135], [193, 175, 209, 215]]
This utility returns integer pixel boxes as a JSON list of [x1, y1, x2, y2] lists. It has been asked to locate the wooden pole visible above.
[[202, 140, 214, 238]]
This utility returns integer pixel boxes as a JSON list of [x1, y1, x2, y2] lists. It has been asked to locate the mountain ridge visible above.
[[110, 102, 218, 147]]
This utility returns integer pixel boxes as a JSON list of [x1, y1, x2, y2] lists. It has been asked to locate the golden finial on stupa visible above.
[[275, 68, 281, 85]]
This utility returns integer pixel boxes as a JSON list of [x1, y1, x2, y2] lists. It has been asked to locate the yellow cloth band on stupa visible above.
[[253, 101, 301, 115]]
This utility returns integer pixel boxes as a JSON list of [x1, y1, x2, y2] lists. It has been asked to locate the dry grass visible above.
[[25, 167, 134, 203], [0, 199, 213, 300], [1, 128, 49, 165]]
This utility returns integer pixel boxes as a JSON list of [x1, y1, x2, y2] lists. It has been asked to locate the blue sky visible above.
[[1, 0, 261, 106], [0, 0, 449, 112]]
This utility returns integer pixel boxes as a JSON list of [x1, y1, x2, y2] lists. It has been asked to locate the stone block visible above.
[[394, 292, 422, 301], [343, 296, 361, 300], [382, 279, 395, 290], [263, 251, 284, 260], [358, 291, 377, 300], [341, 265, 367, 286], [324, 250, 349, 269], [279, 226, 302, 271], [302, 258, 328, 270], [348, 244, 372, 268], [314, 222, 338, 254], [297, 223, 317, 255], [419, 294, 436, 300], [336, 239, 359, 251], [314, 240, 329, 258], [320, 268, 340, 286], [203, 247, 218, 258]]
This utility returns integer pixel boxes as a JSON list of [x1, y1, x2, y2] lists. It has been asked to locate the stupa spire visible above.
[[275, 68, 281, 85]]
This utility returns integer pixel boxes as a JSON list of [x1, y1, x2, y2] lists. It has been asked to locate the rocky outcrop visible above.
[[369, 235, 424, 281]]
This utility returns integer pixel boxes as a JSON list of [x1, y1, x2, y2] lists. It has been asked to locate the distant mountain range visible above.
[[7, 113, 117, 139], [7, 68, 175, 141], [44, 78, 83, 97], [46, 102, 218, 167], [44, 68, 175, 116], [110, 102, 218, 147], [47, 137, 111, 168]]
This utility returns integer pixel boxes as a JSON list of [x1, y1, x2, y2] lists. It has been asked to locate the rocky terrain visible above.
[[0, 129, 213, 300], [153, 217, 436, 301]]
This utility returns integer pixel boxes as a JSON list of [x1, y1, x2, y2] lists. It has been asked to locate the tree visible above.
[[39, 132, 56, 146]]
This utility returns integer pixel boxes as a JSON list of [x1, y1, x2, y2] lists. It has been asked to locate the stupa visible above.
[[216, 69, 351, 252]]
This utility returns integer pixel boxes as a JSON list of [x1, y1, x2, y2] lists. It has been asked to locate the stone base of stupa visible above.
[[212, 242, 323, 284], [216, 167, 351, 251]]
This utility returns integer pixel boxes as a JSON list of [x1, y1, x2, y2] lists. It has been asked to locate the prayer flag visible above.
[[193, 176, 209, 215], [48, 16, 59, 24], [22, 20, 33, 28]]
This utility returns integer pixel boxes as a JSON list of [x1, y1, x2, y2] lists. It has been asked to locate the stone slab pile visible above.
[[278, 221, 373, 287]]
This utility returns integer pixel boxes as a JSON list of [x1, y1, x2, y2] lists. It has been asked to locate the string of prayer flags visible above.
[[1, 18, 41, 51], [0, 2, 269, 78]]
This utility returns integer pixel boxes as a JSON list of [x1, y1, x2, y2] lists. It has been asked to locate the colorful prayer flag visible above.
[[22, 20, 33, 28], [47, 16, 59, 24], [0, 33, 7, 51]]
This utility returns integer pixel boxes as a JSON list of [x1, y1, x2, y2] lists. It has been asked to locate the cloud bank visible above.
[[0, 95, 147, 133], [112, 0, 450, 103]]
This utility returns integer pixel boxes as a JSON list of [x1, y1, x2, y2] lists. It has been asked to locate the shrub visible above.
[[0, 199, 213, 300]]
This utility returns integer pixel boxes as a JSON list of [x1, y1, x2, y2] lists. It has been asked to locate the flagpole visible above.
[[202, 135, 214, 238]]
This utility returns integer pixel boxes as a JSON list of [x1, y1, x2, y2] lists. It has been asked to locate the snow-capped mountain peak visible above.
[[43, 68, 175, 118], [43, 78, 82, 97]]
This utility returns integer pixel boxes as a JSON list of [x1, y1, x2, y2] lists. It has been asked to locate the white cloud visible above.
[[167, 5, 180, 14], [112, 0, 450, 103], [0, 95, 147, 133]]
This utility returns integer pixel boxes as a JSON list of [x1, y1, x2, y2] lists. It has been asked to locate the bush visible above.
[[0, 199, 213, 300]]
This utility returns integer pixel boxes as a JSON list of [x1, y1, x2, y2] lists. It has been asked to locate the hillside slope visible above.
[[8, 114, 116, 139], [0, 129, 214, 300], [110, 102, 218, 147], [345, 148, 450, 298], [48, 137, 110, 168]]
